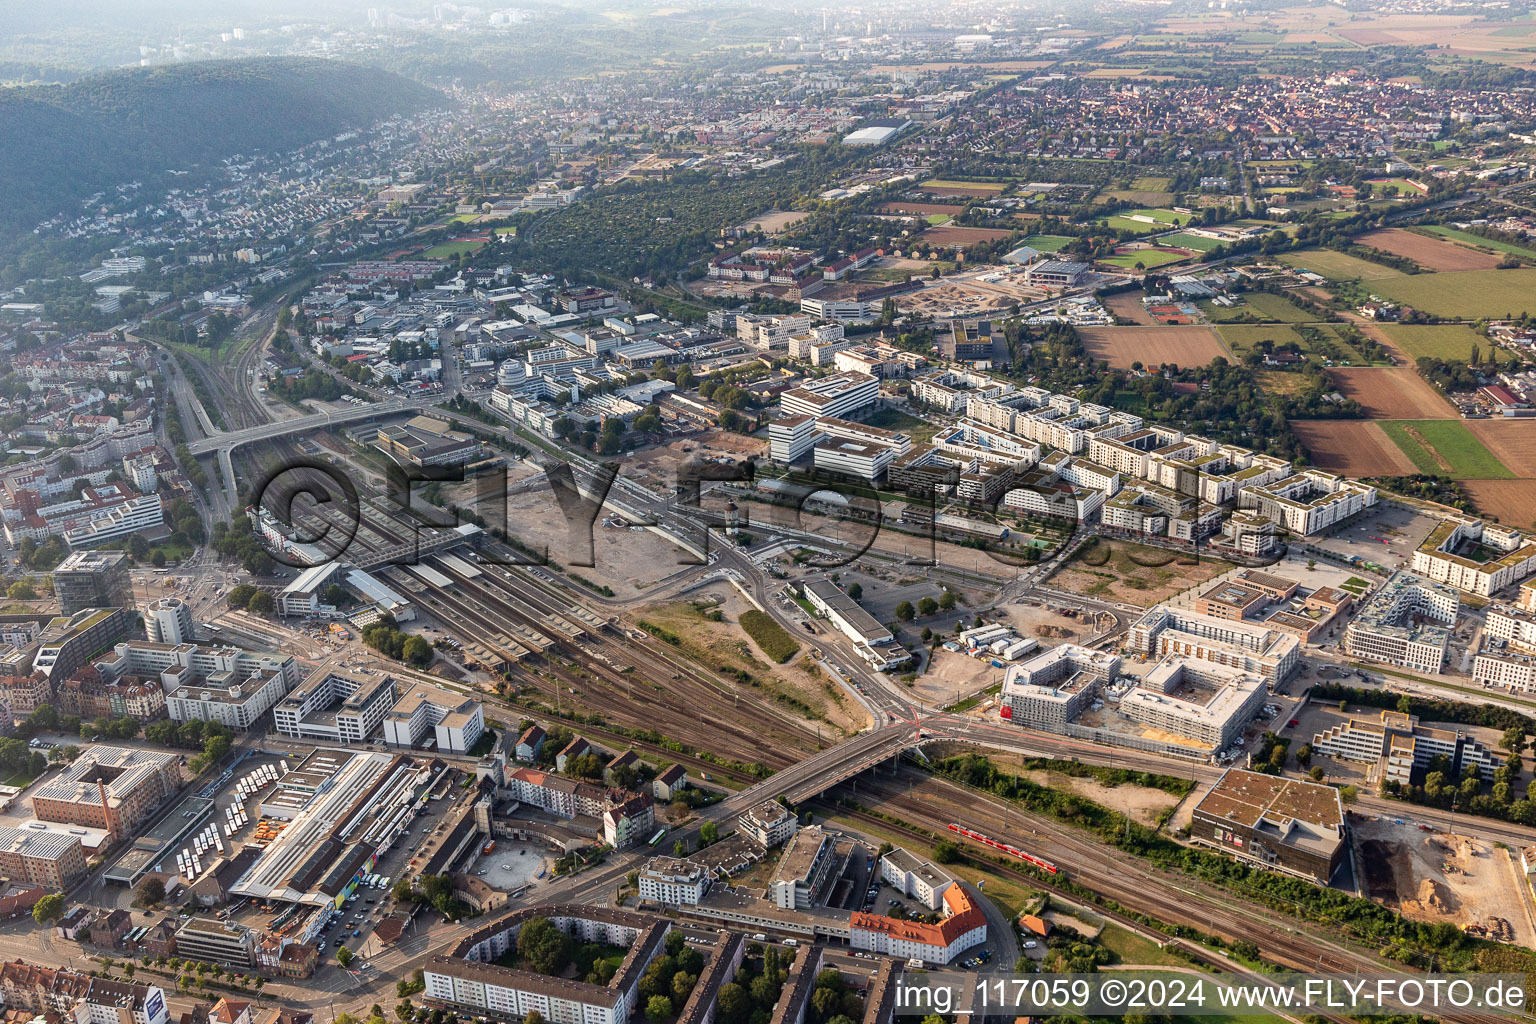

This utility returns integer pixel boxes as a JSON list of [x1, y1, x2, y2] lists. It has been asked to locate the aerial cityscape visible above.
[[7, 0, 1536, 1020]]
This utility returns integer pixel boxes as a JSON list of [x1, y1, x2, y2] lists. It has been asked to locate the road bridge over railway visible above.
[[184, 395, 439, 455]]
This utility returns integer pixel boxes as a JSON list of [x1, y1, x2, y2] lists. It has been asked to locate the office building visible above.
[[33, 607, 132, 680], [173, 917, 256, 966], [51, 550, 131, 615], [1120, 659, 1267, 751], [778, 372, 879, 421], [146, 598, 195, 645], [97, 639, 302, 730], [1126, 605, 1300, 685], [0, 827, 89, 888], [738, 799, 796, 848], [383, 683, 485, 753], [29, 745, 181, 838], [1191, 768, 1347, 885], [1311, 709, 1499, 784], [273, 668, 398, 744], [769, 826, 838, 910]]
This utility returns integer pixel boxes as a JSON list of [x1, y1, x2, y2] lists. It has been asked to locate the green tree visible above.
[[847, 583, 862, 600], [646, 995, 673, 1021], [33, 892, 66, 925], [938, 590, 956, 611], [137, 876, 166, 906], [6, 580, 36, 600], [917, 597, 937, 617], [336, 946, 354, 967], [247, 591, 276, 616], [895, 601, 915, 622], [699, 821, 719, 846]]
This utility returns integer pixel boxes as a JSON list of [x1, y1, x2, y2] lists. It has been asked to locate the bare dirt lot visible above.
[[618, 432, 767, 492], [641, 586, 872, 735], [933, 743, 1184, 826], [1326, 367, 1457, 419], [1045, 537, 1233, 607], [501, 483, 695, 594], [1103, 292, 1158, 325], [1077, 326, 1229, 370], [1355, 816, 1536, 947], [1290, 419, 1417, 476], [730, 210, 807, 235], [896, 282, 1019, 318], [1461, 480, 1536, 530], [1354, 228, 1502, 272], [1464, 419, 1536, 476], [877, 201, 965, 217], [921, 225, 1019, 246]]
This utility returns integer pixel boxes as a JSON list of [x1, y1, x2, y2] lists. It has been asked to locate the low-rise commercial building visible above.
[[1191, 768, 1347, 885]]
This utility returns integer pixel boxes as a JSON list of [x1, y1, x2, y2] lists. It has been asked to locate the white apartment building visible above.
[[813, 438, 896, 480], [1120, 658, 1268, 751], [738, 799, 796, 848], [1411, 517, 1536, 597], [1473, 650, 1536, 693], [769, 825, 838, 909], [999, 644, 1121, 729], [1127, 606, 1300, 685], [931, 419, 1041, 469], [145, 598, 195, 645], [1343, 571, 1459, 675], [768, 415, 819, 463], [638, 858, 710, 905], [1239, 471, 1377, 536], [880, 848, 954, 910], [1486, 602, 1536, 652], [93, 640, 303, 730]]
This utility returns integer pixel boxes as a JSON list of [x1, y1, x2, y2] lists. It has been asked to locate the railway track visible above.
[[827, 769, 1520, 1024]]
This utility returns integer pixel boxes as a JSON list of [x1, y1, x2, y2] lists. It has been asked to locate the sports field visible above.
[[920, 179, 1007, 193], [1019, 234, 1074, 252], [1375, 324, 1485, 362], [1100, 247, 1192, 270], [420, 239, 486, 258], [1278, 249, 1405, 281], [1370, 268, 1536, 319], [1377, 420, 1513, 479], [1099, 208, 1191, 233], [1160, 231, 1222, 252]]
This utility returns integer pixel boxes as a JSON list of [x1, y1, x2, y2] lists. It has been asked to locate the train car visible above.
[[947, 822, 1061, 876]]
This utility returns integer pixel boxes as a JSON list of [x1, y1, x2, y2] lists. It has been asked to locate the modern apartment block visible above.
[[778, 371, 879, 421], [738, 799, 797, 848], [1311, 710, 1499, 784], [1412, 517, 1536, 597], [769, 825, 838, 910], [1343, 571, 1460, 674], [999, 644, 1120, 729], [1126, 605, 1300, 685], [638, 857, 710, 905], [95, 640, 303, 730], [50, 550, 131, 615], [1238, 471, 1376, 536], [880, 848, 955, 910], [32, 607, 132, 681]]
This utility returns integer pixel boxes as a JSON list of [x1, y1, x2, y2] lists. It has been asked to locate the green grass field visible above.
[[921, 179, 1006, 191], [1241, 292, 1317, 323], [420, 239, 486, 259], [924, 213, 953, 225], [1100, 248, 1191, 270], [1160, 231, 1222, 252], [1379, 420, 1513, 479], [1376, 323, 1486, 362], [1370, 268, 1536, 319], [1419, 225, 1536, 260], [1019, 234, 1074, 253], [1215, 324, 1307, 358], [1277, 249, 1406, 282], [1366, 177, 1427, 195], [1130, 175, 1173, 190], [1100, 208, 1191, 233]]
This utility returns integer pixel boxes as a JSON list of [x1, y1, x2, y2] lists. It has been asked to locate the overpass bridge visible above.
[[184, 395, 439, 456]]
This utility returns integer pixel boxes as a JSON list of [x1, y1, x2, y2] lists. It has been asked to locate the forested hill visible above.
[[0, 57, 445, 232]]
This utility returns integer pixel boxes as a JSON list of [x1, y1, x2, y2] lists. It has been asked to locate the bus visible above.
[[647, 829, 667, 848], [201, 623, 222, 634]]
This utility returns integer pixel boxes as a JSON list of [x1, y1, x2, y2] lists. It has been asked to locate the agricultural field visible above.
[[877, 201, 965, 217], [919, 180, 1007, 197], [1077, 325, 1230, 369], [1290, 420, 1418, 477], [1278, 248, 1406, 281], [1461, 481, 1536, 529], [1353, 228, 1500, 272], [1370, 268, 1536, 319], [1103, 292, 1158, 325], [1018, 234, 1074, 252], [1464, 419, 1536, 476], [1130, 176, 1174, 190], [921, 225, 1017, 245], [1419, 225, 1536, 260], [1327, 367, 1456, 419], [1375, 323, 1486, 362], [1239, 291, 1319, 323], [1378, 420, 1514, 479], [925, 213, 953, 225]]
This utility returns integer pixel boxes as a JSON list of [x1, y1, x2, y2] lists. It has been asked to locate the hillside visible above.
[[0, 57, 445, 232]]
